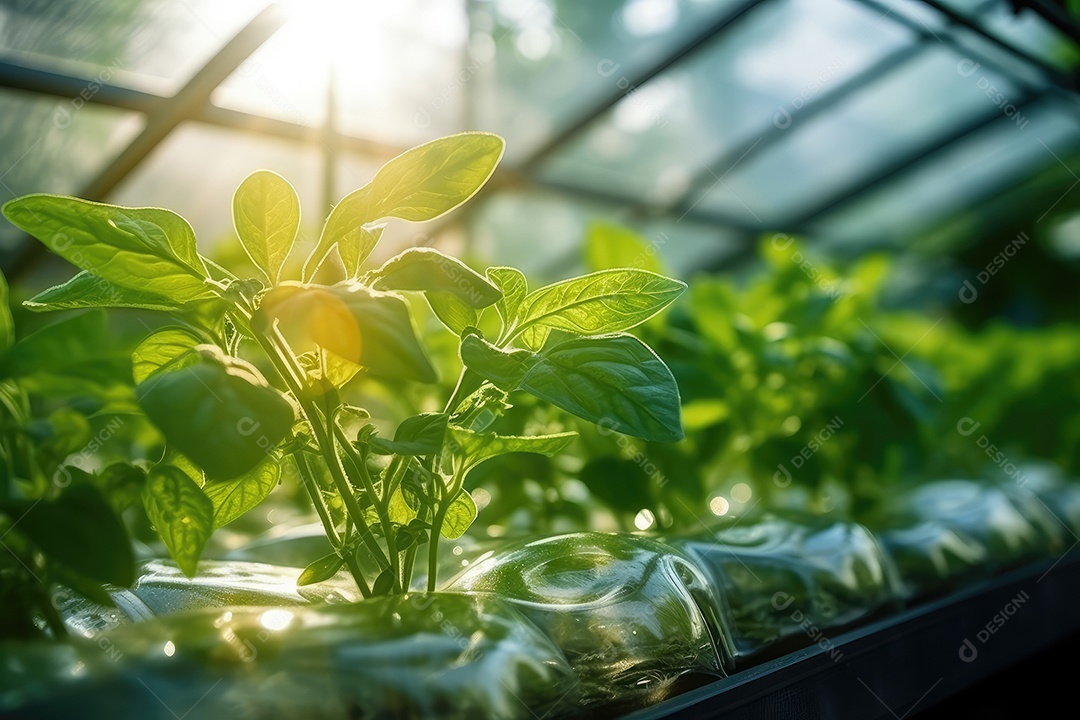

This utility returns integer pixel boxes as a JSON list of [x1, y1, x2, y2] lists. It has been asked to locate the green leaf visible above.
[[486, 267, 526, 335], [202, 455, 281, 528], [233, 170, 301, 284], [448, 426, 577, 476], [388, 487, 419, 524], [304, 133, 505, 280], [4, 484, 134, 586], [460, 333, 684, 442], [368, 412, 448, 456], [74, 462, 147, 515], [584, 221, 663, 274], [24, 270, 186, 313], [370, 247, 501, 308], [3, 310, 125, 384], [338, 224, 383, 279], [3, 195, 213, 302], [297, 553, 345, 586], [254, 282, 437, 384], [131, 327, 201, 384], [440, 489, 477, 539], [511, 269, 686, 340], [136, 346, 295, 479], [142, 465, 214, 578], [0, 269, 14, 354], [427, 291, 478, 335], [371, 567, 395, 595]]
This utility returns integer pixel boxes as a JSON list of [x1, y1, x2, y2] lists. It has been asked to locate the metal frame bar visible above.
[[0, 0, 1076, 278], [919, 0, 1080, 94], [792, 93, 1041, 229], [517, 0, 771, 173], [0, 60, 406, 163], [1012, 0, 1080, 44], [6, 4, 290, 275], [668, 40, 931, 219], [782, 0, 1071, 231]]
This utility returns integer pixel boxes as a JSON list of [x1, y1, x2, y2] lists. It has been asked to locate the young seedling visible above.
[[3, 132, 687, 595]]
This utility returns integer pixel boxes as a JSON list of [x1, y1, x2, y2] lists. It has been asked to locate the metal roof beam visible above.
[[517, 0, 772, 173], [791, 93, 1041, 229]]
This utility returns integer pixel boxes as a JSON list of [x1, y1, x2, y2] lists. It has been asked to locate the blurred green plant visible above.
[[568, 223, 1080, 530], [0, 269, 149, 638], [2, 133, 687, 597]]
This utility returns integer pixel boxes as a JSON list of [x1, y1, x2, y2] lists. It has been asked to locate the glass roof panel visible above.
[[534, 0, 916, 207], [0, 89, 143, 257], [690, 44, 1023, 224], [212, 1, 470, 147], [110, 122, 322, 254], [470, 188, 745, 280], [469, 0, 748, 164], [0, 0, 265, 95], [936, 0, 1079, 70], [811, 101, 1080, 250]]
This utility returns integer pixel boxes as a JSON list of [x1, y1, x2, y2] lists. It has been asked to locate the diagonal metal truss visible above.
[[0, 0, 1077, 279]]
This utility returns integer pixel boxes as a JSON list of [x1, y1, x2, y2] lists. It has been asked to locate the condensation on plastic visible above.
[[449, 532, 726, 710], [677, 513, 903, 664], [10, 594, 578, 720]]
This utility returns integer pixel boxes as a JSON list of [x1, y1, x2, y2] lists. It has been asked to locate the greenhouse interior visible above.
[[1, 0, 1079, 717]]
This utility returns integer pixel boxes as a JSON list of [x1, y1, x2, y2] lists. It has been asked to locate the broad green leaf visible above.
[[338, 224, 383, 279], [304, 133, 505, 280], [486, 267, 526, 332], [142, 465, 214, 578], [3, 310, 126, 384], [460, 333, 684, 442], [448, 426, 577, 476], [4, 484, 134, 586], [388, 487, 419, 524], [137, 346, 294, 479], [233, 170, 300, 284], [0, 269, 13, 354], [371, 567, 395, 595], [67, 462, 147, 515], [370, 247, 501, 308], [585, 221, 663, 274], [131, 327, 201, 384], [255, 282, 437, 384], [440, 489, 476, 539], [3, 195, 213, 302], [426, 291, 477, 335], [520, 325, 550, 352], [202, 455, 281, 528], [368, 412, 449, 456], [25, 270, 186, 313], [511, 269, 686, 340], [297, 553, 345, 586]]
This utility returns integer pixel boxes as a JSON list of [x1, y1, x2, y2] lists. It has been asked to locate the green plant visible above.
[[2, 132, 686, 596], [0, 270, 148, 638]]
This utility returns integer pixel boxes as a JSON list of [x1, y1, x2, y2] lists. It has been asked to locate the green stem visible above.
[[293, 451, 342, 549], [402, 544, 418, 592], [334, 424, 401, 593], [426, 504, 447, 593], [249, 317, 390, 575]]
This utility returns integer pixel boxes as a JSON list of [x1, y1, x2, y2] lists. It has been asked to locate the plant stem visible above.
[[249, 321, 391, 577], [293, 439, 371, 598], [402, 544, 418, 592], [334, 426, 401, 592], [293, 452, 342, 549]]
